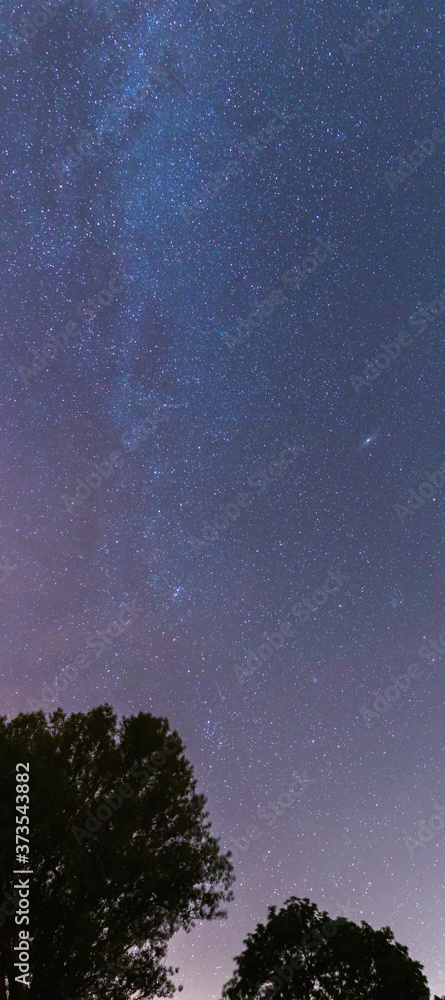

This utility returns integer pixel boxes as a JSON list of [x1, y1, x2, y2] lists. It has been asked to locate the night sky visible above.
[[1, 0, 445, 996]]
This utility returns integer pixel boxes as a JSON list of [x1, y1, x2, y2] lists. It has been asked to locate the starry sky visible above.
[[1, 0, 445, 996]]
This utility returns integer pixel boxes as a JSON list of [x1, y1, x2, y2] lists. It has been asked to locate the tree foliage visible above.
[[221, 895, 431, 1000], [0, 704, 234, 999]]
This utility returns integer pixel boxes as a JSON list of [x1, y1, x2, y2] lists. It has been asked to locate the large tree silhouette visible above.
[[221, 895, 433, 1000], [0, 705, 234, 999]]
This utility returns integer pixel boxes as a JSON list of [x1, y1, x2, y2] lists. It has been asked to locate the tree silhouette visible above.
[[221, 895, 430, 999], [0, 705, 234, 999]]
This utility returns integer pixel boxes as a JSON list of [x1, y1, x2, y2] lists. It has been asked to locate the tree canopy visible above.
[[0, 704, 234, 999], [221, 895, 434, 1000]]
